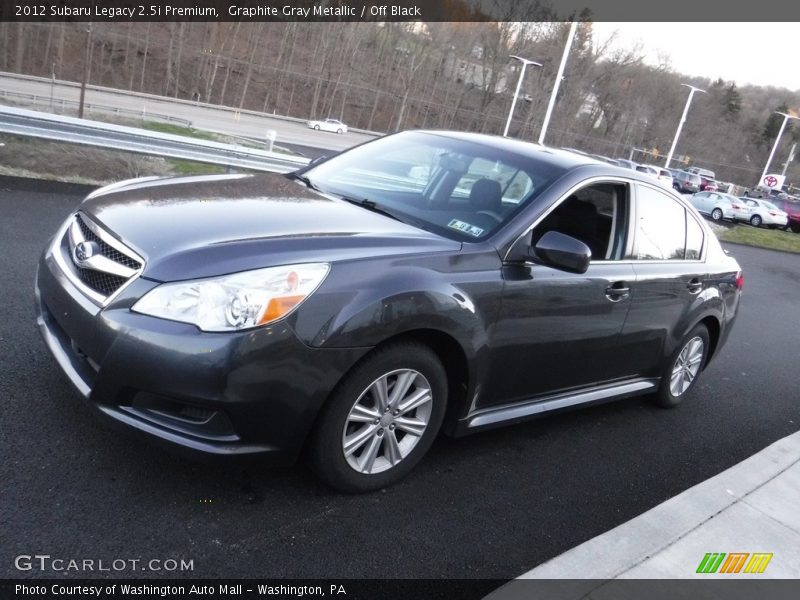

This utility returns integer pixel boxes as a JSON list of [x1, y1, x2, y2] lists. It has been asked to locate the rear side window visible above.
[[634, 185, 694, 260]]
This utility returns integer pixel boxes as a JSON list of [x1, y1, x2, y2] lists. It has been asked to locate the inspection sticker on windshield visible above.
[[448, 219, 484, 237]]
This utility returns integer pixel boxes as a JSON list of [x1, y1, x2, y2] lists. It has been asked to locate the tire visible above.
[[307, 342, 447, 493], [652, 323, 710, 408], [791, 224, 800, 234], [314, 125, 320, 130], [337, 128, 343, 134], [750, 214, 762, 227], [711, 208, 723, 221]]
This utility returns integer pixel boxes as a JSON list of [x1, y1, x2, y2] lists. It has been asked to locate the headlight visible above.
[[132, 263, 329, 332]]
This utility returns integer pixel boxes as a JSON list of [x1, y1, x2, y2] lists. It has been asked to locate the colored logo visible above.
[[696, 552, 773, 574]]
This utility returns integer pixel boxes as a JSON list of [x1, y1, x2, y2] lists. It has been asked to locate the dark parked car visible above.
[[686, 167, 717, 191], [672, 170, 703, 193], [769, 198, 800, 233], [745, 187, 788, 201], [36, 131, 743, 492]]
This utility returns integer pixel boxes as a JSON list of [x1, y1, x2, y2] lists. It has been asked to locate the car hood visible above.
[[81, 173, 460, 281]]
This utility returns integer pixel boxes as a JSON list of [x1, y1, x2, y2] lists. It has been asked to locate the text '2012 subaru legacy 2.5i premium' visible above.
[[36, 131, 743, 492]]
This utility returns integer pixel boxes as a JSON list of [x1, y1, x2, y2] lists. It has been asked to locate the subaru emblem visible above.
[[74, 241, 97, 263]]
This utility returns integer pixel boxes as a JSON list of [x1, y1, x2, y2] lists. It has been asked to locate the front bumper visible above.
[[35, 246, 369, 464]]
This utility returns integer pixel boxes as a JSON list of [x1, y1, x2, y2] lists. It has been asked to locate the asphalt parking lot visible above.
[[2, 175, 799, 580]]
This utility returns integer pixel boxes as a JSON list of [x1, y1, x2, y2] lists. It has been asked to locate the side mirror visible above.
[[531, 231, 591, 274]]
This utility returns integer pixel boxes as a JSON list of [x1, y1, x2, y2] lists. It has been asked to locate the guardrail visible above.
[[0, 70, 384, 137], [0, 105, 310, 174], [0, 88, 192, 127]]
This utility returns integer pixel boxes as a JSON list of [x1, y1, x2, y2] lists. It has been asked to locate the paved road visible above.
[[0, 73, 375, 152], [1, 176, 799, 579]]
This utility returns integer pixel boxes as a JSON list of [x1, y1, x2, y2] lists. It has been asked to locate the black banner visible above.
[[4, 579, 800, 600], [2, 0, 800, 22]]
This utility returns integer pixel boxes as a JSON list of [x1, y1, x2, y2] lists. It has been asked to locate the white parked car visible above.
[[307, 118, 348, 134], [643, 164, 674, 189], [689, 191, 735, 222], [739, 198, 789, 228]]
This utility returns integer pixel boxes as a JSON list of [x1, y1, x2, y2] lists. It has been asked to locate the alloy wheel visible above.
[[341, 369, 432, 474], [669, 336, 704, 397]]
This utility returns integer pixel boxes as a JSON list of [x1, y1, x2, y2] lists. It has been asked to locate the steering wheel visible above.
[[476, 210, 503, 224]]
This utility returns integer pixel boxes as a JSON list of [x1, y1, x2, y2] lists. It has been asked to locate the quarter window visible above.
[[685, 213, 704, 260]]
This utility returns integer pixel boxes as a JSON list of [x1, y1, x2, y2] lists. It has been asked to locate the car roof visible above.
[[415, 130, 616, 170], [400, 130, 676, 188]]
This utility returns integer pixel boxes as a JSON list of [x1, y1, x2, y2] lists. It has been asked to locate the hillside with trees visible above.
[[1, 20, 799, 187]]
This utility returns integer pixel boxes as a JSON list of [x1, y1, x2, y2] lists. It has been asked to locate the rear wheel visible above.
[[750, 214, 762, 227], [711, 208, 723, 221], [307, 342, 447, 493], [652, 324, 710, 408]]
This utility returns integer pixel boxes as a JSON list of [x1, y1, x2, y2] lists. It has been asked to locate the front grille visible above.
[[61, 212, 144, 302], [76, 215, 141, 270], [74, 265, 129, 297]]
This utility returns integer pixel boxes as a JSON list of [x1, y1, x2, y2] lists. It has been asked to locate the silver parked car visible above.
[[689, 191, 735, 222]]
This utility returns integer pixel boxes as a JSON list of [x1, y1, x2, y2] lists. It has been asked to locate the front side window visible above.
[[634, 185, 687, 260], [303, 131, 565, 241], [531, 183, 628, 261]]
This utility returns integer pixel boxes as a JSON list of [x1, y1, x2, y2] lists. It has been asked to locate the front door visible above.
[[481, 181, 635, 408]]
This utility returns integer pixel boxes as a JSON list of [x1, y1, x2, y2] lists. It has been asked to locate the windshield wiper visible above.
[[338, 196, 404, 223], [288, 173, 322, 192]]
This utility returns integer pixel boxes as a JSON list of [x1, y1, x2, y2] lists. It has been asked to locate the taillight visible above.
[[735, 271, 744, 290]]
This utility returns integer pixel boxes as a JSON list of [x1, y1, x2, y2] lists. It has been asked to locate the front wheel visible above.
[[307, 342, 447, 493], [337, 128, 343, 134], [711, 208, 723, 221], [314, 125, 320, 130], [652, 324, 710, 408], [750, 214, 762, 227]]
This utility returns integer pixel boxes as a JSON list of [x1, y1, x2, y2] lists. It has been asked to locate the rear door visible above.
[[616, 183, 708, 377]]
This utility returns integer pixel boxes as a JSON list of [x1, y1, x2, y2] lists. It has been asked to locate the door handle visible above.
[[605, 282, 630, 302], [687, 278, 703, 294]]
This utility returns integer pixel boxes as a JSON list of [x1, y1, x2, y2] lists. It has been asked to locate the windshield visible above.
[[301, 131, 565, 241]]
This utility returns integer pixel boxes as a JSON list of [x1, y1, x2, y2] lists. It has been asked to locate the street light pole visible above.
[[781, 142, 796, 177], [78, 24, 92, 119], [502, 55, 541, 138], [759, 112, 799, 187], [664, 84, 706, 169], [538, 20, 577, 145]]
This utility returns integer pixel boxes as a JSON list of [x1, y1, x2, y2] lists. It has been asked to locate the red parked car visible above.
[[770, 198, 800, 233]]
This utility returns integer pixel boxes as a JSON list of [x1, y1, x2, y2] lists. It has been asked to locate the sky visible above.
[[591, 23, 800, 92]]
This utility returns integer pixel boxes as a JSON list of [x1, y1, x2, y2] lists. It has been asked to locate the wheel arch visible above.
[[697, 314, 721, 367], [304, 327, 472, 447]]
